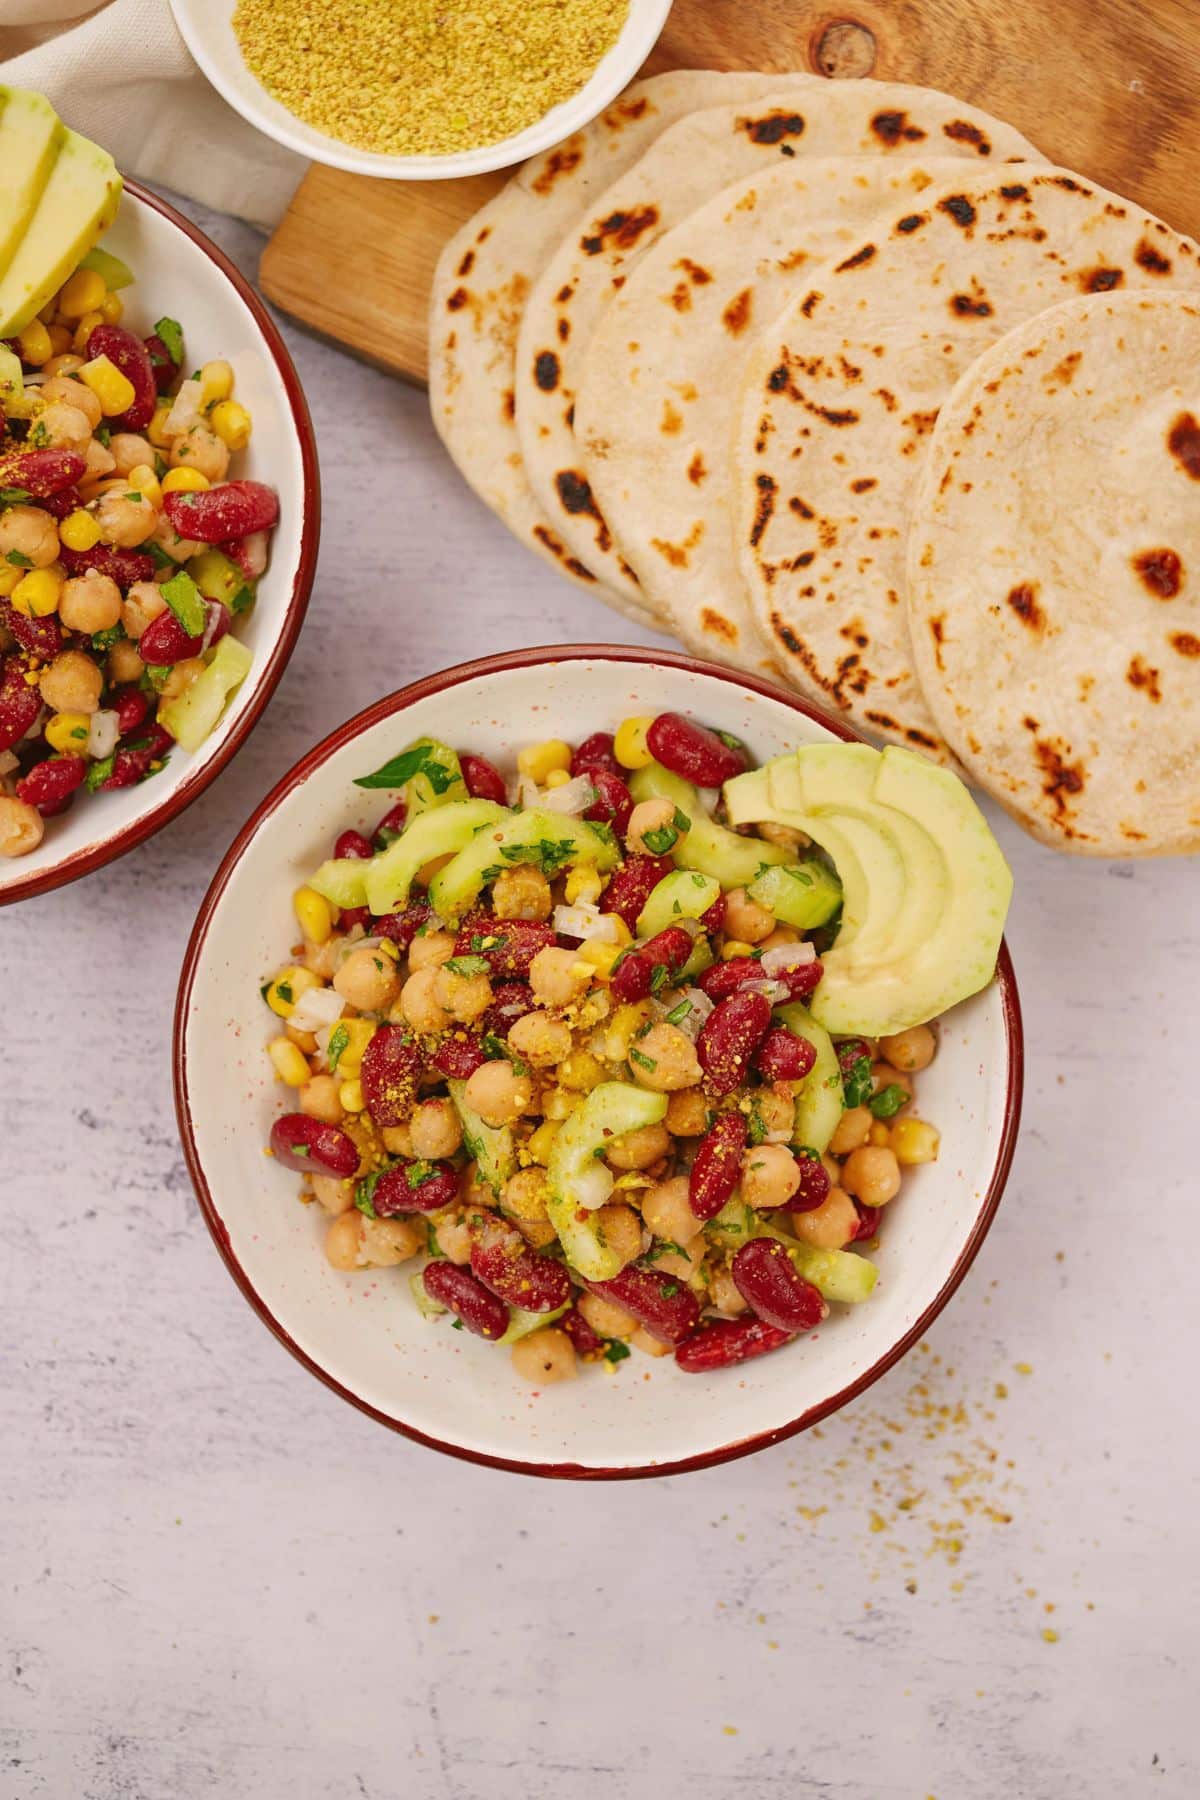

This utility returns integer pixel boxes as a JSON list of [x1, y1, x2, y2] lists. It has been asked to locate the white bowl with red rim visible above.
[[0, 178, 319, 907], [174, 647, 1022, 1479]]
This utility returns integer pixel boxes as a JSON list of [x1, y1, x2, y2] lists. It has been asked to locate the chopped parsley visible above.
[[275, 980, 294, 1004], [714, 728, 749, 757], [143, 664, 174, 692], [90, 623, 125, 652], [641, 806, 691, 856], [444, 954, 488, 977], [664, 999, 692, 1026], [5, 549, 33, 568], [660, 1282, 680, 1298], [145, 540, 176, 570], [603, 1340, 630, 1364], [354, 741, 459, 793], [628, 1047, 657, 1072], [499, 837, 576, 876], [649, 962, 671, 996], [869, 1083, 909, 1119], [26, 421, 49, 448], [746, 1101, 768, 1147], [85, 754, 115, 792], [95, 424, 112, 448], [0, 487, 31, 508], [154, 316, 185, 365], [326, 1023, 350, 1073], [470, 931, 506, 954], [406, 1160, 437, 1188], [840, 1049, 873, 1109], [354, 1172, 380, 1218]]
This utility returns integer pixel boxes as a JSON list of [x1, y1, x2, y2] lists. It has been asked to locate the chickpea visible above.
[[58, 572, 122, 634], [0, 796, 44, 858], [665, 1087, 710, 1136], [878, 1024, 936, 1072], [407, 929, 456, 972], [648, 1238, 702, 1281], [625, 795, 677, 855], [312, 1174, 355, 1216], [841, 1145, 902, 1208], [83, 438, 117, 481], [148, 512, 202, 565], [757, 819, 808, 852], [791, 1187, 859, 1250], [740, 1143, 802, 1209], [578, 1290, 637, 1339], [359, 1215, 423, 1266], [399, 965, 451, 1033], [0, 504, 59, 568], [121, 579, 167, 639], [299, 1074, 343, 1125], [724, 885, 775, 943], [42, 353, 84, 378], [324, 1212, 364, 1269], [38, 400, 93, 450], [512, 1327, 577, 1384], [170, 423, 230, 483], [286, 1024, 319, 1054], [108, 432, 154, 475], [512, 1214, 557, 1250], [39, 649, 102, 714], [759, 926, 800, 953], [410, 1098, 462, 1160], [708, 1264, 748, 1316], [492, 863, 552, 921], [381, 1121, 415, 1157], [605, 1121, 671, 1171], [432, 1207, 474, 1265], [829, 1104, 873, 1156], [156, 657, 205, 702], [108, 638, 144, 684], [641, 1173, 703, 1246], [463, 1059, 533, 1127], [529, 944, 590, 1007], [628, 1022, 701, 1092], [43, 377, 102, 425], [507, 1009, 571, 1068], [630, 1327, 672, 1358], [433, 962, 492, 1022], [756, 1084, 796, 1138], [593, 1201, 643, 1269], [94, 489, 157, 547], [501, 1166, 550, 1223]]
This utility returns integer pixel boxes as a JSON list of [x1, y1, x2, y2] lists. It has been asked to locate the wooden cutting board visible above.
[[260, 0, 1200, 386]]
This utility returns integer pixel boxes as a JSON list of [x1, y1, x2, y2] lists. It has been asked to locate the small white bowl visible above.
[[175, 648, 1022, 1479], [0, 180, 318, 907], [170, 0, 675, 180]]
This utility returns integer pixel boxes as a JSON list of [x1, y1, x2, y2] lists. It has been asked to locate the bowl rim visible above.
[[170, 0, 675, 181], [0, 175, 320, 908], [173, 644, 1024, 1481]]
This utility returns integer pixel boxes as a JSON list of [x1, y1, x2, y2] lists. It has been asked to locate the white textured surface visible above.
[[1, 197, 1197, 1800]]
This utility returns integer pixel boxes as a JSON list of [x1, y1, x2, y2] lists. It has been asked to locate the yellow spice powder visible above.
[[233, 0, 631, 156]]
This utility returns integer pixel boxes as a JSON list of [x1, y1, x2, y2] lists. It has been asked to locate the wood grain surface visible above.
[[260, 0, 1200, 384]]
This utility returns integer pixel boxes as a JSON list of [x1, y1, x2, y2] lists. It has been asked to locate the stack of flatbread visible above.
[[430, 72, 1200, 856]]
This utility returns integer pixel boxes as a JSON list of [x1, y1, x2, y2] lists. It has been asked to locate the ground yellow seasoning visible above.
[[232, 0, 630, 156]]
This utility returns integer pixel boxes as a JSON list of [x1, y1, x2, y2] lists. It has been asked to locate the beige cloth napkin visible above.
[[0, 0, 307, 228]]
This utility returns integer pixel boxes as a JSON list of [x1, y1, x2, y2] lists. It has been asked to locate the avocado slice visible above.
[[0, 89, 63, 282], [0, 124, 122, 335], [628, 762, 792, 889], [726, 765, 867, 948]]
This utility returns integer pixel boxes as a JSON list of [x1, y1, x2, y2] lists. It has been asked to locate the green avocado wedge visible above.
[[0, 89, 64, 282], [0, 122, 122, 335]]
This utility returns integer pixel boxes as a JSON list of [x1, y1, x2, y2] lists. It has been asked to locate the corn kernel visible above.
[[577, 939, 623, 978], [525, 1119, 560, 1164], [268, 1035, 310, 1087], [209, 399, 252, 450], [58, 267, 107, 321], [293, 885, 333, 946], [44, 711, 91, 752], [608, 915, 632, 948], [126, 463, 162, 509], [604, 1001, 653, 1061], [721, 939, 754, 960], [38, 298, 57, 326], [559, 1050, 605, 1092], [11, 565, 62, 618], [16, 318, 52, 366], [517, 738, 572, 784], [147, 401, 174, 449], [59, 507, 103, 553], [541, 1087, 579, 1121], [263, 965, 321, 1019], [286, 1024, 318, 1054], [543, 766, 572, 789], [339, 1079, 365, 1113], [332, 1017, 376, 1077], [868, 1121, 891, 1147], [564, 865, 603, 905], [890, 1118, 940, 1165], [79, 353, 136, 417], [161, 466, 210, 494], [0, 565, 20, 597], [100, 291, 124, 324], [71, 309, 104, 354], [199, 359, 234, 406], [614, 715, 655, 769]]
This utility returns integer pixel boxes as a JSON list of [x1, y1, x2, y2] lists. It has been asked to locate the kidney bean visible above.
[[583, 766, 633, 835], [675, 1316, 794, 1373], [688, 1110, 747, 1221], [40, 485, 83, 522], [0, 446, 86, 497], [646, 713, 749, 787], [57, 543, 156, 589], [163, 479, 279, 545], [138, 599, 228, 665], [470, 1217, 572, 1312], [16, 753, 86, 814], [454, 916, 555, 977], [373, 800, 407, 846], [221, 531, 270, 580], [571, 730, 618, 777], [560, 1305, 606, 1359], [0, 655, 42, 753], [777, 958, 823, 1001], [783, 1155, 832, 1214], [373, 901, 431, 951], [481, 981, 535, 1036], [700, 893, 726, 932], [112, 686, 150, 736], [0, 597, 61, 660], [101, 723, 173, 787], [85, 323, 157, 430], [358, 1024, 421, 1129], [598, 854, 673, 929], [422, 1261, 509, 1340], [609, 924, 694, 1003], [338, 906, 371, 929], [852, 1202, 881, 1242], [144, 330, 180, 394], [270, 1113, 360, 1179], [732, 1239, 828, 1333], [696, 954, 824, 1004], [371, 1158, 460, 1217], [697, 990, 772, 1095], [755, 1025, 817, 1082], [586, 1265, 700, 1345], [430, 1031, 489, 1079], [460, 752, 507, 804], [334, 827, 373, 861]]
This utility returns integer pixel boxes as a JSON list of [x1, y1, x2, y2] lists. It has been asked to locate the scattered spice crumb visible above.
[[1042, 1627, 1060, 1643], [722, 1726, 739, 1737]]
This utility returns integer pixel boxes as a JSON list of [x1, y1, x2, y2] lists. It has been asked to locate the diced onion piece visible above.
[[552, 901, 620, 943], [333, 933, 392, 968], [759, 940, 817, 976], [0, 749, 19, 777], [86, 709, 120, 760], [541, 774, 596, 816], [667, 986, 713, 1042], [163, 376, 203, 437], [239, 530, 269, 577], [289, 985, 346, 1034], [513, 773, 540, 809], [742, 977, 790, 1004], [573, 1160, 615, 1212]]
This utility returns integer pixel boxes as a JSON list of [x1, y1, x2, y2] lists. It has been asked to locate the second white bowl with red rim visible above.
[[174, 647, 1022, 1479]]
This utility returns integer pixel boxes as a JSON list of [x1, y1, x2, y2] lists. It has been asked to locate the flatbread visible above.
[[575, 156, 978, 672], [907, 290, 1200, 855], [735, 167, 1200, 763], [428, 69, 810, 626], [517, 80, 1042, 608]]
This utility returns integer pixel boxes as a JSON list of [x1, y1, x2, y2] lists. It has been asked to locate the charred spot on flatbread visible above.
[[532, 524, 597, 583], [687, 452, 707, 486], [1081, 265, 1124, 292], [767, 362, 790, 393], [700, 607, 737, 646], [1126, 655, 1163, 701], [1000, 183, 1029, 201], [456, 250, 475, 278], [1029, 731, 1087, 817], [531, 144, 584, 195], [851, 478, 876, 493], [835, 244, 876, 273], [895, 213, 926, 234], [943, 119, 991, 155], [1167, 412, 1200, 479], [870, 110, 925, 146], [938, 195, 977, 228], [1135, 238, 1172, 275], [951, 282, 993, 317], [1005, 582, 1045, 630], [446, 287, 469, 312], [1169, 632, 1200, 656], [1132, 548, 1183, 597], [581, 206, 659, 256], [740, 110, 806, 146], [650, 522, 704, 568], [556, 470, 600, 517], [723, 289, 754, 335], [749, 473, 777, 548], [534, 351, 560, 392]]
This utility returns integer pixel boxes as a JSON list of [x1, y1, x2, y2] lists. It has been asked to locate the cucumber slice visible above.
[[635, 868, 720, 938], [547, 1082, 668, 1280], [428, 807, 619, 922], [308, 857, 370, 909], [787, 1240, 878, 1304], [779, 1003, 842, 1155], [448, 1078, 515, 1196], [499, 1302, 569, 1346], [628, 762, 791, 889], [156, 634, 250, 752], [79, 244, 134, 289], [410, 1269, 447, 1318], [364, 798, 506, 915], [748, 860, 842, 930], [703, 1198, 756, 1250], [187, 548, 255, 616]]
